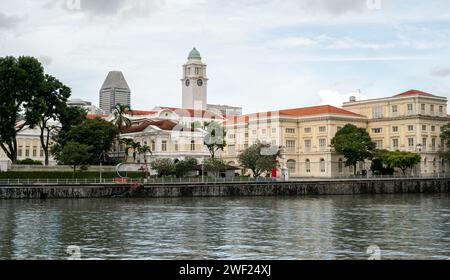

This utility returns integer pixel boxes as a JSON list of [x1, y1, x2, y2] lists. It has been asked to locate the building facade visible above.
[[67, 99, 104, 115], [221, 90, 450, 178], [99, 71, 131, 114], [343, 90, 449, 175]]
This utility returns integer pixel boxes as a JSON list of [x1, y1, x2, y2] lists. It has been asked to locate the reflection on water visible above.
[[0, 194, 449, 260]]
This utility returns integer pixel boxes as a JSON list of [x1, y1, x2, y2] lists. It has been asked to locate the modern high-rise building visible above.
[[99, 71, 131, 114]]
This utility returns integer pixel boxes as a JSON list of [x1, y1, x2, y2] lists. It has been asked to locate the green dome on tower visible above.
[[188, 48, 202, 60]]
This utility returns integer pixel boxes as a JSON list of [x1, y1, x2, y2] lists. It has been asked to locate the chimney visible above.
[[349, 96, 356, 102]]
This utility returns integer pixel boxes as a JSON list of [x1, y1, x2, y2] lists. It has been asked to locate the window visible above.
[[320, 159, 326, 173], [252, 129, 257, 135], [430, 105, 435, 114], [407, 104, 414, 114], [319, 126, 326, 133], [421, 104, 426, 112], [18, 147, 22, 157], [431, 126, 436, 132], [392, 126, 399, 133], [374, 140, 383, 149], [40, 149, 44, 157], [408, 138, 414, 149], [287, 160, 296, 174], [285, 128, 295, 134], [272, 128, 277, 133], [372, 106, 383, 119], [422, 138, 427, 151], [162, 141, 167, 152], [261, 129, 267, 134], [25, 146, 30, 157], [422, 125, 427, 131], [190, 140, 195, 151], [392, 105, 398, 113], [304, 127, 311, 133], [392, 139, 399, 149], [305, 159, 311, 173], [151, 141, 156, 151], [304, 140, 311, 152], [439, 106, 444, 114], [175, 143, 179, 152], [286, 140, 296, 152], [432, 138, 436, 151], [319, 139, 327, 151], [32, 147, 37, 157], [408, 125, 414, 132], [338, 159, 343, 173], [372, 128, 382, 134]]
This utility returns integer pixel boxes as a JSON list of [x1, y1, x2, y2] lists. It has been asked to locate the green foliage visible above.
[[175, 157, 198, 178], [370, 149, 394, 175], [238, 141, 282, 178], [440, 123, 450, 161], [203, 121, 227, 158], [52, 118, 118, 164], [16, 158, 43, 165], [111, 104, 131, 133], [331, 124, 376, 175], [57, 141, 92, 176], [150, 158, 176, 177], [203, 158, 227, 174], [0, 56, 45, 163], [382, 150, 421, 175]]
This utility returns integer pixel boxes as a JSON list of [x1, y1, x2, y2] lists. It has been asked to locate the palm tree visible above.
[[120, 138, 135, 161], [130, 141, 142, 162], [138, 144, 152, 178], [111, 104, 131, 162]]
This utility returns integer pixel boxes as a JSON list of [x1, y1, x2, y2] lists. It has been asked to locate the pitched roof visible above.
[[121, 120, 193, 134], [86, 114, 110, 120], [279, 105, 364, 117], [395, 90, 435, 97], [157, 106, 223, 119], [127, 110, 157, 116], [101, 71, 130, 90]]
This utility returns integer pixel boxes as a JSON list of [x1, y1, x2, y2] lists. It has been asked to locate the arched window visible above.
[[305, 159, 311, 173], [320, 158, 326, 173], [338, 158, 343, 173], [424, 157, 428, 167], [287, 160, 296, 174]]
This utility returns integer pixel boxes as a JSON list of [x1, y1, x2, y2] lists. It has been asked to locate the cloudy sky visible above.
[[1, 0, 450, 113]]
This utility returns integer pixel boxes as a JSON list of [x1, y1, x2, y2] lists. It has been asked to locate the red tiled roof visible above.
[[395, 90, 435, 97], [121, 120, 193, 134], [157, 106, 223, 119], [86, 114, 109, 120], [225, 105, 364, 125], [127, 110, 157, 116], [280, 105, 364, 117]]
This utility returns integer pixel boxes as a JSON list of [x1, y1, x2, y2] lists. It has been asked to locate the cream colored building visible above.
[[343, 90, 449, 175], [222, 90, 450, 178]]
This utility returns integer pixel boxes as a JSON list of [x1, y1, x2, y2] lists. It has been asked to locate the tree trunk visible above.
[[73, 165, 76, 179], [353, 163, 357, 176]]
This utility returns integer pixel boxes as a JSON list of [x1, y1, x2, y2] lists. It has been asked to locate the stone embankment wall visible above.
[[0, 178, 448, 199]]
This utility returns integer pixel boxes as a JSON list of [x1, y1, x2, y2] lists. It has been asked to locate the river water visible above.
[[0, 194, 448, 260]]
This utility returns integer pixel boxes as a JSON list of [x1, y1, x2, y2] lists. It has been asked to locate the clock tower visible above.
[[182, 48, 208, 110]]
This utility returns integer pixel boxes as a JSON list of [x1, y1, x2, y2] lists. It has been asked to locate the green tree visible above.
[[440, 123, 450, 162], [331, 124, 376, 175], [175, 157, 198, 178], [58, 141, 92, 178], [150, 158, 175, 177], [111, 104, 131, 161], [52, 118, 117, 164], [33, 75, 71, 165], [203, 121, 227, 158], [0, 56, 45, 163], [370, 149, 394, 175], [238, 141, 282, 178], [137, 144, 152, 178], [383, 151, 421, 175], [203, 158, 228, 177], [121, 138, 142, 162]]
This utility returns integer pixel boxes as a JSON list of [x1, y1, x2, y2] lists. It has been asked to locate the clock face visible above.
[[197, 79, 203, 86], [185, 79, 190, 87]]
